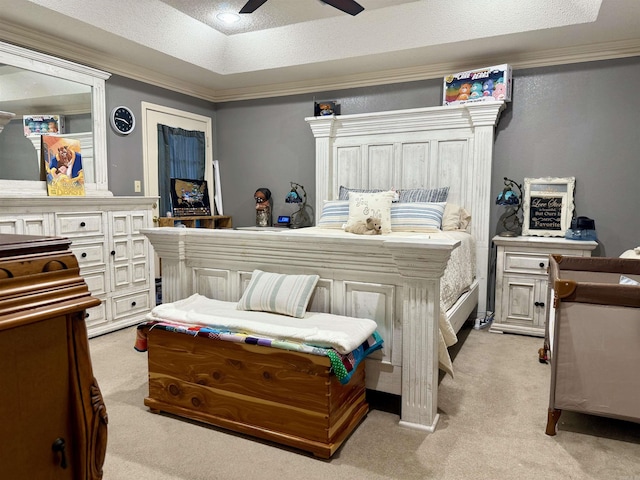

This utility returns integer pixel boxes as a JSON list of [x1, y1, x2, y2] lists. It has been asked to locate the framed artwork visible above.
[[522, 177, 575, 237], [170, 178, 211, 216], [41, 135, 85, 196]]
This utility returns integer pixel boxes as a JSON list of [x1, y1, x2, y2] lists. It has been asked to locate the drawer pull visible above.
[[80, 221, 86, 227], [52, 437, 68, 469], [81, 252, 87, 258], [539, 262, 545, 268], [111, 250, 116, 256], [534, 301, 546, 308], [131, 301, 137, 307], [85, 312, 90, 318]]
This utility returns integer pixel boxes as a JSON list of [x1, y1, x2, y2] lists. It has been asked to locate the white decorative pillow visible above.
[[442, 203, 472, 231], [237, 270, 319, 318], [390, 202, 446, 232], [316, 200, 349, 229], [345, 191, 395, 234]]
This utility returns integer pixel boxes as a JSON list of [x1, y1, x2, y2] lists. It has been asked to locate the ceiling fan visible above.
[[240, 0, 365, 16]]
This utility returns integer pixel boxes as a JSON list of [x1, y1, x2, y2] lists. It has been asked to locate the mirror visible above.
[[0, 41, 111, 197]]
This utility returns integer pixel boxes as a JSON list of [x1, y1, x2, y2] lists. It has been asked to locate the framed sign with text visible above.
[[522, 177, 575, 237]]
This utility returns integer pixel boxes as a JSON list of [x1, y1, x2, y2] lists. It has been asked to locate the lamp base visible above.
[[499, 231, 518, 237]]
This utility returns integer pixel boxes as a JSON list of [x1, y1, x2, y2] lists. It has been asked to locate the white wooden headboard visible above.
[[306, 102, 505, 315]]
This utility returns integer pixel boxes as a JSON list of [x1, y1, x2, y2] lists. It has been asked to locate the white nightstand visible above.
[[491, 235, 597, 337]]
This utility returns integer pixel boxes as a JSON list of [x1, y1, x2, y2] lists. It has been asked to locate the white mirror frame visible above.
[[522, 176, 575, 237], [0, 41, 112, 197]]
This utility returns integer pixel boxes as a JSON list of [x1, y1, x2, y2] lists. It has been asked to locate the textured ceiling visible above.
[[1, 0, 639, 102], [161, 0, 417, 35]]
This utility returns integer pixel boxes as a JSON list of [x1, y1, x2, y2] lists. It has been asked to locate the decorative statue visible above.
[[254, 188, 272, 227]]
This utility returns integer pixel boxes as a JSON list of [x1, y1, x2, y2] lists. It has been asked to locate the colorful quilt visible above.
[[135, 320, 383, 385]]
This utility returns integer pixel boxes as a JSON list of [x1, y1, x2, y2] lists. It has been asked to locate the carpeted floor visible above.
[[89, 323, 640, 480]]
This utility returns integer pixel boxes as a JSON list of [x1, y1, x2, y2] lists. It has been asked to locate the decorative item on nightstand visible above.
[[496, 176, 523, 236], [285, 182, 312, 228], [565, 216, 597, 241], [254, 188, 272, 227]]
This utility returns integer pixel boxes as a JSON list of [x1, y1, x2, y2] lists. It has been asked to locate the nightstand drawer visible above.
[[504, 251, 549, 275]]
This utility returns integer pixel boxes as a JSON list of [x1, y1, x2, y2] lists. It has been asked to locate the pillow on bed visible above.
[[316, 200, 349, 229], [345, 190, 395, 234], [338, 186, 384, 201], [390, 202, 446, 232], [399, 187, 449, 203], [237, 270, 319, 318], [442, 203, 472, 231]]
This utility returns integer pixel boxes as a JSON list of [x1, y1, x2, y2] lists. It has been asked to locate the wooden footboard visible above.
[[144, 328, 368, 458]]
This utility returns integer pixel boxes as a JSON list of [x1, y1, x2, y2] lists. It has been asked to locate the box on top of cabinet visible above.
[[443, 64, 512, 106]]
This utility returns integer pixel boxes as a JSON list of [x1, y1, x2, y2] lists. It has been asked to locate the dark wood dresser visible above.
[[0, 234, 108, 479]]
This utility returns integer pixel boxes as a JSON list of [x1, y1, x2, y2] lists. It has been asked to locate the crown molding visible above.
[[2, 18, 639, 104]]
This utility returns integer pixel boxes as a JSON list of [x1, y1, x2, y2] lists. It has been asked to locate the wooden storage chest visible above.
[[144, 327, 368, 458]]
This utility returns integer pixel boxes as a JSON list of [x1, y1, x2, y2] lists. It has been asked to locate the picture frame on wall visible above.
[[522, 176, 575, 237]]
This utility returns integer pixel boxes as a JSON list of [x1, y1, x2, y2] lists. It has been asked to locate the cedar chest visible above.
[[545, 255, 640, 435], [144, 327, 368, 458]]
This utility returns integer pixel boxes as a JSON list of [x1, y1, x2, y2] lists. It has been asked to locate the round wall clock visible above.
[[110, 105, 136, 135]]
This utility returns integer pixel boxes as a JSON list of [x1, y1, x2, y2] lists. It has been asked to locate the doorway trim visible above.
[[141, 102, 213, 222]]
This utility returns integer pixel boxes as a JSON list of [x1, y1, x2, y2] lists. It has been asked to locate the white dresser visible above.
[[491, 235, 597, 337], [0, 197, 156, 337]]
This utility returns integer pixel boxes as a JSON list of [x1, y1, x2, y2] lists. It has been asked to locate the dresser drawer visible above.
[[84, 300, 108, 329], [56, 212, 103, 237], [70, 242, 106, 268], [112, 291, 151, 319], [503, 251, 549, 276], [82, 269, 107, 296]]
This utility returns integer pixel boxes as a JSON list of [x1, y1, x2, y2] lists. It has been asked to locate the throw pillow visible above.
[[345, 190, 395, 234], [237, 270, 319, 318]]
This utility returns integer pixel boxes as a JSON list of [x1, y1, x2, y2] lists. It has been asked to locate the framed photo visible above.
[[522, 177, 575, 237], [170, 178, 211, 216]]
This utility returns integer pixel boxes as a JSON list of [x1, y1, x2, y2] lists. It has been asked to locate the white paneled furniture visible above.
[[0, 197, 156, 337], [144, 102, 505, 432], [491, 235, 597, 337]]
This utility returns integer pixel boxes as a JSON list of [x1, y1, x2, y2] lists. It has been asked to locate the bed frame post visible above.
[[385, 239, 456, 431]]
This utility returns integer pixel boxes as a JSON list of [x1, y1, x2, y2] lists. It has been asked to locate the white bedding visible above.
[[281, 227, 475, 376], [147, 294, 378, 355]]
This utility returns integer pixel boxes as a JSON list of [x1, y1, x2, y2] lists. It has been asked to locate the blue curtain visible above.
[[157, 124, 206, 216]]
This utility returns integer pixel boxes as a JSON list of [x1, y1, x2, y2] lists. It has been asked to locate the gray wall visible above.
[[105, 57, 640, 260], [105, 75, 216, 196]]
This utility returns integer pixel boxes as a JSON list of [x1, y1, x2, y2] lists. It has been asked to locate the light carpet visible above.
[[89, 324, 640, 480]]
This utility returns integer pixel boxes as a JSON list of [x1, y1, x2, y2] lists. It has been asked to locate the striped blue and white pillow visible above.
[[399, 187, 449, 203], [391, 202, 446, 232], [316, 200, 349, 228], [237, 270, 319, 318], [338, 186, 384, 200]]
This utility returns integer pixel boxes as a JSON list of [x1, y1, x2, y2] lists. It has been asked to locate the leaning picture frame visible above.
[[522, 177, 575, 237]]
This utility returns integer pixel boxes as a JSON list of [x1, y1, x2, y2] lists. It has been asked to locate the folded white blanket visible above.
[[147, 294, 378, 355]]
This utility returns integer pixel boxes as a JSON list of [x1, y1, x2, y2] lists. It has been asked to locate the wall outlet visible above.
[[134, 180, 141, 192]]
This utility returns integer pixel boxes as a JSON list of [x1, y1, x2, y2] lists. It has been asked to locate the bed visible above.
[[142, 102, 505, 432], [545, 254, 640, 435]]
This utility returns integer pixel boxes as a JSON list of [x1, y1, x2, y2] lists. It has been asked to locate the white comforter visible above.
[[289, 228, 475, 377], [147, 294, 378, 355]]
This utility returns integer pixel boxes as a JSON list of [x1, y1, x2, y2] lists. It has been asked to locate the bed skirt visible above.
[[144, 327, 368, 458]]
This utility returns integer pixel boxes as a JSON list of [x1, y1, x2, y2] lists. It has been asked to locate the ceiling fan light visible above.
[[216, 12, 241, 24]]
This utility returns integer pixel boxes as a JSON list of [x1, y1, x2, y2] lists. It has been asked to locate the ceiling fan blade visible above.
[[320, 0, 365, 16], [239, 0, 269, 14]]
